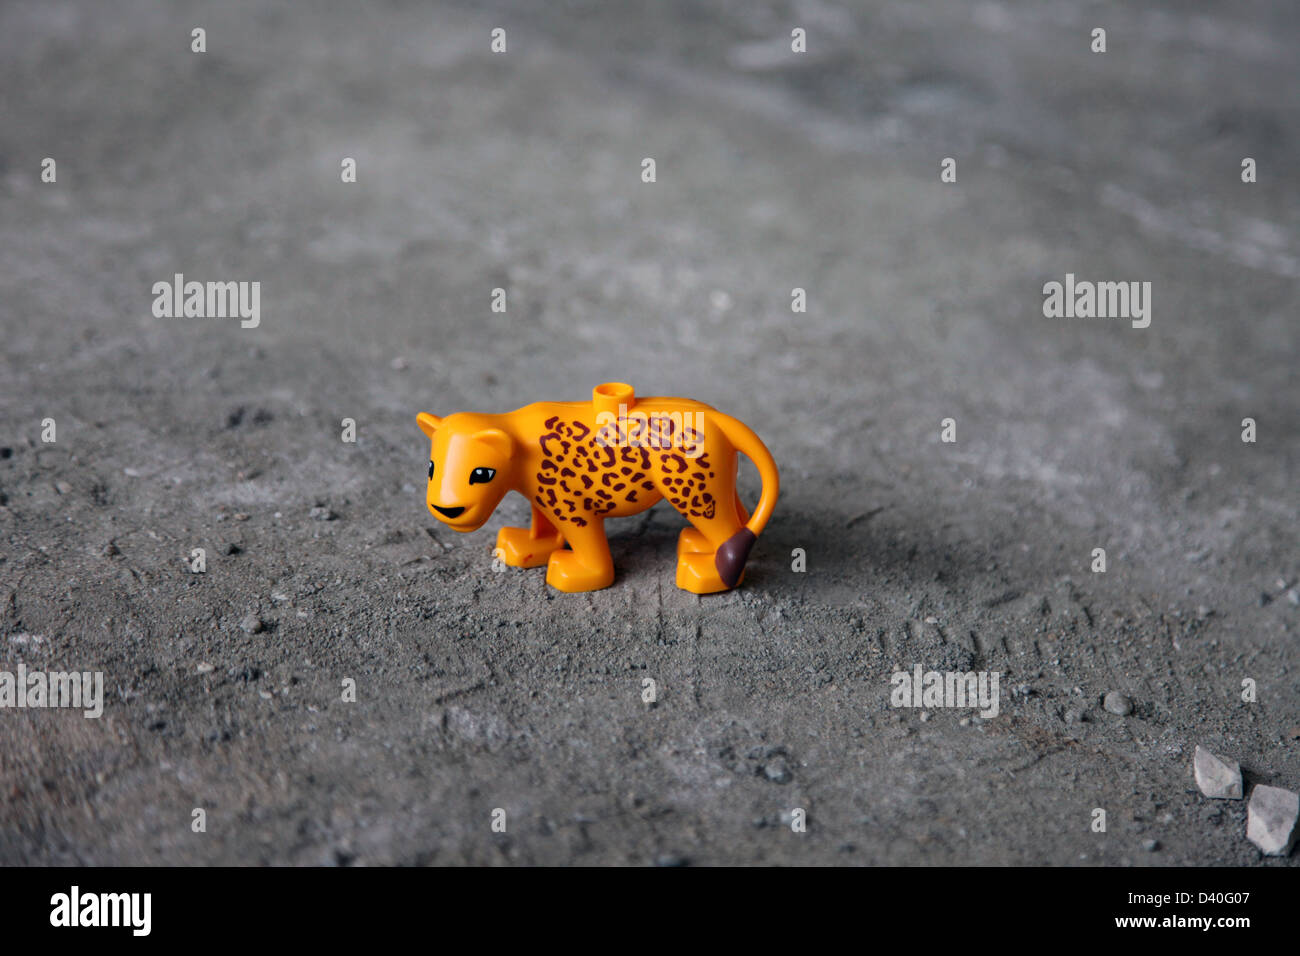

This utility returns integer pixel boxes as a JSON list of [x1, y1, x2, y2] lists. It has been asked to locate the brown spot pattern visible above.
[[533, 415, 725, 524]]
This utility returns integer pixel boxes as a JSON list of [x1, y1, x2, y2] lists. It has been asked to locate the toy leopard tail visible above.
[[709, 411, 779, 587]]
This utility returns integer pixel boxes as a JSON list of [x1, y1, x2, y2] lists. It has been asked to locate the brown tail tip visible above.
[[715, 528, 757, 589]]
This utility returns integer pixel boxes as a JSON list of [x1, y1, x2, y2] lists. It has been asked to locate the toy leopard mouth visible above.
[[432, 505, 466, 519]]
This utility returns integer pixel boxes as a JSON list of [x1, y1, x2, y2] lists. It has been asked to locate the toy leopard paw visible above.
[[545, 549, 615, 592], [496, 525, 564, 568], [675, 549, 741, 594]]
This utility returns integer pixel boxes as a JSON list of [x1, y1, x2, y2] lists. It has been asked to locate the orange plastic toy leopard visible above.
[[417, 383, 778, 593]]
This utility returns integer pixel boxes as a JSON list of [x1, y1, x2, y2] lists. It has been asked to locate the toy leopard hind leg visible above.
[[652, 411, 779, 593], [416, 383, 778, 593]]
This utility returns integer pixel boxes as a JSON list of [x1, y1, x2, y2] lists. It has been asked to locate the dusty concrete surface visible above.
[[0, 0, 1296, 865]]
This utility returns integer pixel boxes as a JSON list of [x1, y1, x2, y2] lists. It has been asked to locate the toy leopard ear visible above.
[[417, 413, 442, 439], [472, 428, 513, 459]]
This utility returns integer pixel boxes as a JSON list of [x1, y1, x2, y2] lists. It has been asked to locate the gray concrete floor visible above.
[[0, 0, 1296, 865]]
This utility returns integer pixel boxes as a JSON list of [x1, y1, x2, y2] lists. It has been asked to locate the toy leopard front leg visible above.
[[496, 503, 565, 569], [544, 516, 614, 592]]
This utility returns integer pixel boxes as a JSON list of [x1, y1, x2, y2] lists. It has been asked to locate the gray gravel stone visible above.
[[762, 757, 793, 784], [1246, 785, 1299, 857], [1103, 692, 1133, 717], [1193, 746, 1243, 800]]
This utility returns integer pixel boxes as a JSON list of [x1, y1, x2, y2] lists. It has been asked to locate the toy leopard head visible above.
[[417, 412, 515, 532]]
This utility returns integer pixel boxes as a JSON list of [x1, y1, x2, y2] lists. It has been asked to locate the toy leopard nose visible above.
[[432, 504, 465, 519]]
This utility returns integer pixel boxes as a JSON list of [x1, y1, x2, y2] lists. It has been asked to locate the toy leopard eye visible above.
[[469, 467, 496, 485], [428, 460, 435, 479]]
